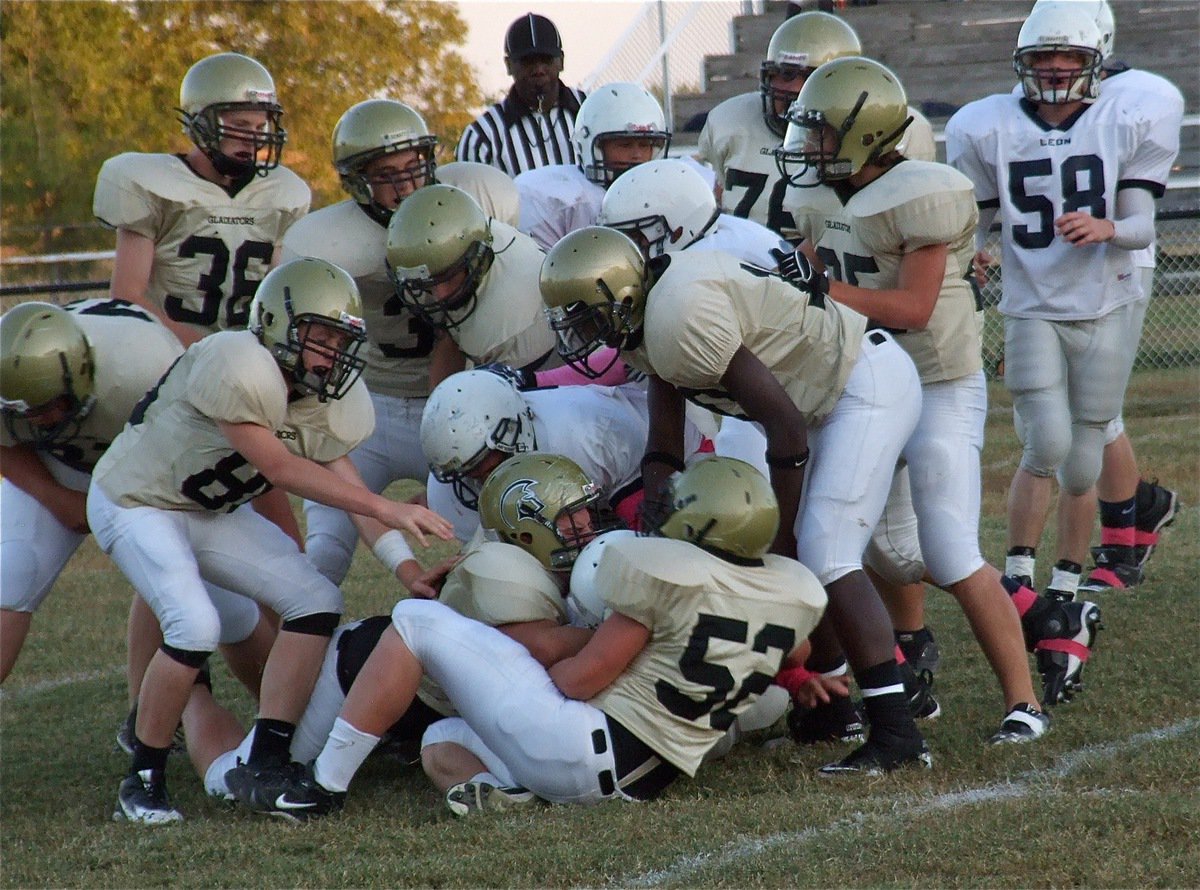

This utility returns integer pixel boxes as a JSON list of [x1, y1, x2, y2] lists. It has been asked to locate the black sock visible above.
[[856, 661, 916, 738], [131, 737, 171, 775], [249, 718, 296, 767]]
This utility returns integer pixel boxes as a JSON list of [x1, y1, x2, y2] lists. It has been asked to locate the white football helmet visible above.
[[1032, 0, 1114, 59], [573, 82, 671, 186], [1014, 3, 1105, 103], [598, 158, 719, 259], [567, 529, 635, 627], [419, 369, 536, 509]]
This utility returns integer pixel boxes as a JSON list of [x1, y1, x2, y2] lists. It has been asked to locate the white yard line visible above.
[[624, 717, 1200, 887], [0, 665, 123, 702]]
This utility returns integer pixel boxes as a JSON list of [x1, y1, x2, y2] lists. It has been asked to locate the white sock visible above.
[[468, 771, 501, 787], [1006, 554, 1036, 583], [1048, 565, 1081, 597], [313, 718, 380, 793]]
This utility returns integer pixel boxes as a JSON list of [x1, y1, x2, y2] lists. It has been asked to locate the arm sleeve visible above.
[[1108, 187, 1156, 250], [975, 205, 998, 252]]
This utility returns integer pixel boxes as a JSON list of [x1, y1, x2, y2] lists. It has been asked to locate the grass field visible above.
[[2, 368, 1197, 888]]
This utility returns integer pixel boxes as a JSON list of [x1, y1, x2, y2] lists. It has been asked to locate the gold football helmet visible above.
[[249, 258, 367, 401], [641, 456, 780, 561], [385, 185, 495, 330], [776, 57, 911, 185], [0, 302, 96, 447], [478, 452, 616, 571], [759, 12, 862, 137], [538, 226, 647, 378], [177, 52, 286, 177], [332, 99, 438, 221]]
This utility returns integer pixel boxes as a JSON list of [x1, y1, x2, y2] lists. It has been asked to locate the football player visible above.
[[93, 52, 310, 348], [1021, 1, 1184, 594], [87, 258, 453, 824], [540, 226, 932, 775], [695, 12, 935, 243], [599, 157, 791, 476], [419, 368, 709, 539], [945, 3, 1170, 604], [386, 184, 558, 386], [777, 57, 1087, 729], [199, 454, 610, 806], [514, 82, 672, 251], [0, 300, 191, 683], [226, 456, 827, 819], [93, 50, 310, 739], [281, 100, 524, 585]]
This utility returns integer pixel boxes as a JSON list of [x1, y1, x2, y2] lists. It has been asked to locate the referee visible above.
[[456, 13, 586, 178]]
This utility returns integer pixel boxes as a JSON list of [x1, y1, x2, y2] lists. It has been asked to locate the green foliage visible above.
[[0, 1, 483, 254], [2, 370, 1198, 887]]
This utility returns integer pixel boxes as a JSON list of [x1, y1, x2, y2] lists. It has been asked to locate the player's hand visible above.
[[771, 247, 829, 302], [972, 249, 997, 286], [377, 500, 455, 548], [476, 361, 536, 391], [1055, 211, 1116, 246], [793, 673, 852, 709], [399, 555, 462, 599]]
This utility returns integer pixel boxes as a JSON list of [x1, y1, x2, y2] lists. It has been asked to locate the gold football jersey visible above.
[[627, 251, 866, 426], [792, 160, 980, 383], [696, 92, 799, 240], [93, 153, 310, 335], [0, 299, 183, 482], [437, 162, 521, 228], [451, 222, 559, 370], [281, 199, 434, 399], [92, 330, 372, 511], [415, 539, 568, 715], [590, 534, 826, 775]]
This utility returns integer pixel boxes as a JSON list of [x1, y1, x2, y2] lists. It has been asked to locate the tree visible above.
[[1, 1, 484, 255]]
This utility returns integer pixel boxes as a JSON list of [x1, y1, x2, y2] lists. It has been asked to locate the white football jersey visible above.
[[515, 164, 606, 251], [438, 161, 521, 228], [693, 214, 790, 267], [93, 153, 310, 334], [450, 222, 558, 370], [281, 199, 434, 399], [415, 539, 568, 715], [527, 382, 705, 503], [791, 160, 981, 383], [627, 251, 867, 426], [0, 299, 182, 486], [92, 330, 372, 511], [590, 534, 826, 775], [946, 90, 1174, 319]]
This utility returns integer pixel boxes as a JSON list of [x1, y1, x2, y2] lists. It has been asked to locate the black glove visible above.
[[770, 246, 829, 302], [476, 362, 536, 391]]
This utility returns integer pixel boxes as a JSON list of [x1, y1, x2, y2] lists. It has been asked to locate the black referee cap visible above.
[[504, 13, 563, 60]]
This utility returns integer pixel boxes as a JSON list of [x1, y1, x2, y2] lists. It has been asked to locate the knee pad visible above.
[[160, 644, 212, 669], [1058, 426, 1107, 495], [280, 611, 341, 637]]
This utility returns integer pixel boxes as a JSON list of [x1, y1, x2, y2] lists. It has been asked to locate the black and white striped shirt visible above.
[[456, 81, 586, 178]]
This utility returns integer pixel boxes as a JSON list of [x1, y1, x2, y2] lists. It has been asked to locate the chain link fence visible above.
[[974, 210, 1200, 377]]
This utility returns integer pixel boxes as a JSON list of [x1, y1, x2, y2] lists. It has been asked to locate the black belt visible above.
[[868, 330, 888, 346], [596, 715, 681, 801]]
